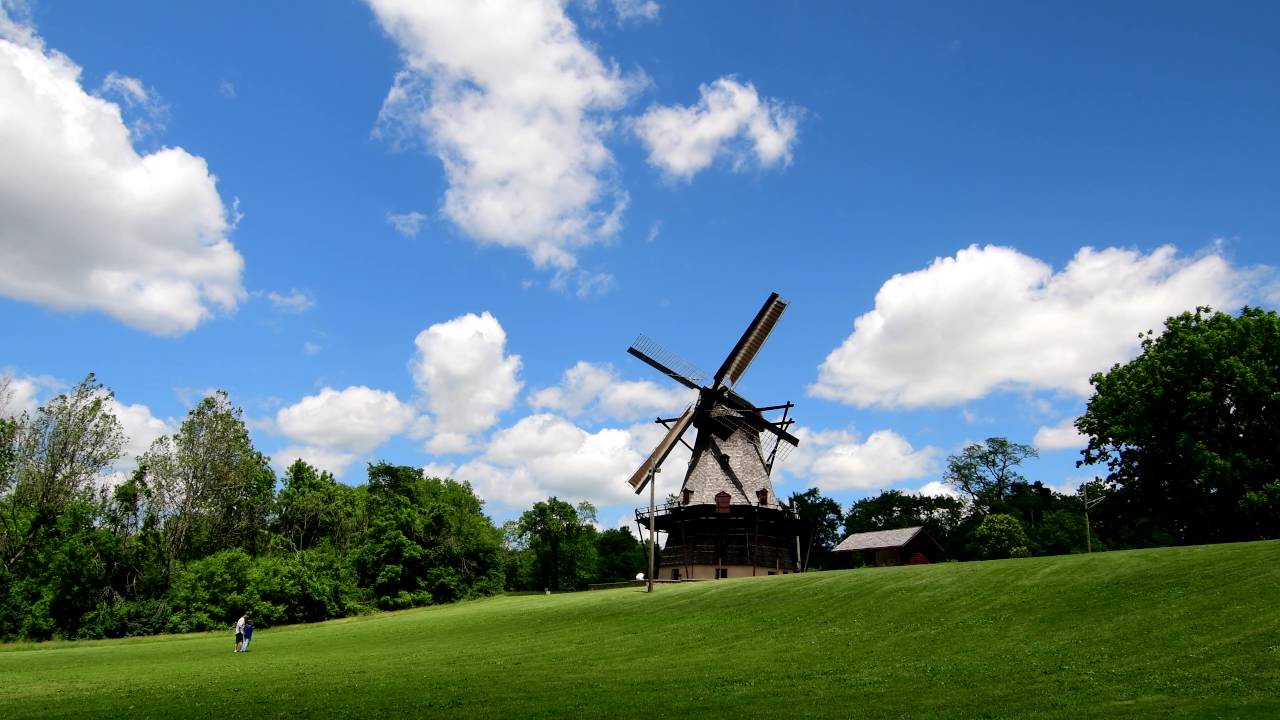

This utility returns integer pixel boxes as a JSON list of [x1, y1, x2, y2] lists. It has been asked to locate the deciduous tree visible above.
[[515, 497, 597, 591], [1077, 306, 1280, 544], [944, 437, 1038, 514], [844, 490, 964, 540], [0, 374, 124, 571], [142, 391, 273, 576], [787, 488, 844, 570], [970, 513, 1031, 560]]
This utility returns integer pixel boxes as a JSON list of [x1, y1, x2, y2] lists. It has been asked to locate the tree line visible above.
[[795, 306, 1280, 566], [0, 379, 647, 641], [2, 305, 1276, 640], [790, 438, 1098, 569]]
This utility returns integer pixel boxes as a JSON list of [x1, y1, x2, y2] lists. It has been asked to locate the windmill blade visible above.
[[628, 336, 705, 390], [627, 404, 695, 494], [714, 292, 788, 387]]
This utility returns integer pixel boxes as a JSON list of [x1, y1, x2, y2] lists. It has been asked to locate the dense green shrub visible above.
[[971, 514, 1031, 560], [166, 549, 254, 633], [249, 551, 365, 624], [79, 599, 172, 639]]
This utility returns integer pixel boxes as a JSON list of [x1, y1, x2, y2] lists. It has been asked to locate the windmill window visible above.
[[716, 568, 728, 579], [682, 488, 693, 505], [671, 568, 681, 580], [715, 492, 731, 513], [756, 489, 769, 505]]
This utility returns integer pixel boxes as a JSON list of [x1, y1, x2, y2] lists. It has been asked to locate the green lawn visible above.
[[3, 541, 1278, 719]]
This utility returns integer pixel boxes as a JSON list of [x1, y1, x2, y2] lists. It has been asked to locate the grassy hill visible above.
[[2, 541, 1278, 719]]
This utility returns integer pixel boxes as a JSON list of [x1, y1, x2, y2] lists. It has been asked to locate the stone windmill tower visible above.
[[627, 292, 802, 580]]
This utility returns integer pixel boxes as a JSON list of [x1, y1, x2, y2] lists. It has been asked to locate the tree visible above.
[[1077, 306, 1280, 544], [142, 391, 274, 576], [844, 490, 964, 538], [515, 497, 597, 591], [944, 437, 1038, 514], [353, 463, 503, 608], [995, 481, 1088, 556], [2, 374, 527, 640], [593, 527, 645, 583], [275, 460, 362, 553], [0, 374, 124, 571], [970, 514, 1031, 560], [787, 488, 844, 570]]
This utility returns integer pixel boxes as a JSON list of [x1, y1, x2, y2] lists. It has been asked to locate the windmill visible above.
[[627, 292, 802, 581]]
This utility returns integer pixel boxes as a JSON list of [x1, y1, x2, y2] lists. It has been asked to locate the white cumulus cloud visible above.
[[812, 243, 1263, 408], [421, 461, 457, 480], [0, 9, 245, 335], [274, 386, 418, 475], [98, 71, 167, 139], [277, 386, 417, 454], [0, 370, 56, 418], [453, 413, 650, 510], [781, 427, 941, 492], [1034, 416, 1086, 451], [105, 398, 174, 467], [528, 361, 693, 421], [368, 0, 634, 270], [99, 71, 147, 103], [633, 77, 801, 181], [917, 481, 959, 498], [411, 312, 523, 449], [273, 445, 358, 478]]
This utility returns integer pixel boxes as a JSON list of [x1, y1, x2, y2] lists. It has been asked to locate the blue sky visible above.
[[2, 0, 1277, 528]]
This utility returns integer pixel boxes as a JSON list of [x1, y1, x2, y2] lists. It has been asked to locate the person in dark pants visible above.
[[234, 614, 245, 653]]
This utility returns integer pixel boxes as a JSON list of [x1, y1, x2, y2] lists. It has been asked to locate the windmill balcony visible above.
[[635, 499, 799, 525]]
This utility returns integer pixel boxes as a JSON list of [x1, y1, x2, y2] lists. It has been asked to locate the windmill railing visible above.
[[635, 500, 799, 523]]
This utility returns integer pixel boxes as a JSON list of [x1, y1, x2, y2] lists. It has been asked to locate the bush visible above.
[[249, 551, 363, 625], [1029, 510, 1088, 555], [167, 549, 254, 633], [971, 514, 1032, 560], [79, 599, 172, 639]]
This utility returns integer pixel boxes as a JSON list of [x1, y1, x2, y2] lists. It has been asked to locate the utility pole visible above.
[[647, 467, 659, 593], [1081, 480, 1105, 553]]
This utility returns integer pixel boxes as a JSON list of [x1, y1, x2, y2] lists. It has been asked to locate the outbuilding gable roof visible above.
[[833, 526, 924, 552]]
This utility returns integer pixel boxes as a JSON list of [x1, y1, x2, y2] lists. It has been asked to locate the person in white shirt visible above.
[[234, 615, 246, 653]]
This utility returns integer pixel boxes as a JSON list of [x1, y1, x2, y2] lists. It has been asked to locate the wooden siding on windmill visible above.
[[832, 526, 943, 567]]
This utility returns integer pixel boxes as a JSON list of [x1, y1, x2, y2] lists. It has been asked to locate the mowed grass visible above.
[[2, 542, 1278, 719]]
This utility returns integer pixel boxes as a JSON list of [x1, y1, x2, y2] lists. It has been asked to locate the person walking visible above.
[[234, 614, 246, 653], [241, 620, 254, 652]]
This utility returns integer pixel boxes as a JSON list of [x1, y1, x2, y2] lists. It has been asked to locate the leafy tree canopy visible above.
[[1077, 306, 1280, 544], [516, 497, 598, 591], [788, 488, 844, 569], [844, 490, 965, 539], [971, 514, 1032, 560], [1, 374, 123, 572], [944, 437, 1038, 515]]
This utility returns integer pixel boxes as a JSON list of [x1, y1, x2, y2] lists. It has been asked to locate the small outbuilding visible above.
[[832, 526, 943, 567]]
